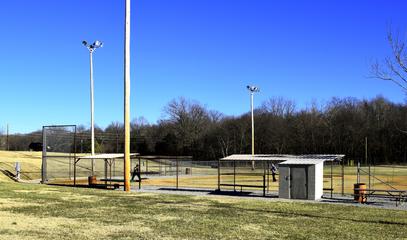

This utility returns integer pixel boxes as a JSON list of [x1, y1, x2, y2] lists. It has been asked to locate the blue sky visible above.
[[0, 0, 406, 134]]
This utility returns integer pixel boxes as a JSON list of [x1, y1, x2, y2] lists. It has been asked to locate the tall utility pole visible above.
[[123, 0, 131, 192], [247, 85, 260, 169]]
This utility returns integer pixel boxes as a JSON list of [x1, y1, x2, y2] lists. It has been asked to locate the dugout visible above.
[[219, 154, 344, 198], [73, 153, 139, 188]]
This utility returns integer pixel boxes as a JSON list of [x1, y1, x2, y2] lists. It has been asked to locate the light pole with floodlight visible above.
[[82, 40, 103, 157], [82, 40, 103, 174], [247, 85, 260, 169]]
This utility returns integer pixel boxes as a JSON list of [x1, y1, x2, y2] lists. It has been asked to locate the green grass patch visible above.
[[0, 182, 406, 239]]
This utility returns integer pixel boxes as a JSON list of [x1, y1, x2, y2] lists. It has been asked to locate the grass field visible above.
[[1, 151, 407, 239], [0, 181, 406, 239]]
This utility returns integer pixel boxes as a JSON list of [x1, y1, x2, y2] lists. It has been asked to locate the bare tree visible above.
[[260, 97, 296, 117], [372, 29, 407, 92], [164, 97, 211, 154]]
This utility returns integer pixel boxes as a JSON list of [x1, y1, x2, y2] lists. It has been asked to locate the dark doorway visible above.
[[290, 166, 308, 199]]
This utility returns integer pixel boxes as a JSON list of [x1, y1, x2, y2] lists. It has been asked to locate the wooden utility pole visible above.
[[123, 0, 131, 192]]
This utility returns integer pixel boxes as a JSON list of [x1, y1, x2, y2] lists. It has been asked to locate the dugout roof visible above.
[[77, 153, 139, 160], [221, 154, 344, 163]]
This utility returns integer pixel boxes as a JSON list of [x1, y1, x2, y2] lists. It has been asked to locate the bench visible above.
[[219, 183, 266, 193], [354, 188, 407, 206], [100, 178, 148, 183]]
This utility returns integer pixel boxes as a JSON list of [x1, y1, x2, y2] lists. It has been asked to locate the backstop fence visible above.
[[41, 125, 76, 183], [40, 126, 405, 196]]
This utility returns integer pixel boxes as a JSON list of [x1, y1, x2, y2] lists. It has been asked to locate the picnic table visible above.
[[354, 188, 407, 206]]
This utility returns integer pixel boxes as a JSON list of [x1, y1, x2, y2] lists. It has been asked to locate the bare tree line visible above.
[[2, 95, 406, 164]]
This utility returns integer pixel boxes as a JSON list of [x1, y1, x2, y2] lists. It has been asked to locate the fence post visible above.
[[342, 159, 344, 196], [217, 158, 220, 191], [139, 157, 141, 190], [176, 157, 179, 189]]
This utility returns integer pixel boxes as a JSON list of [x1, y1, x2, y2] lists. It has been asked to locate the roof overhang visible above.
[[77, 153, 139, 160], [220, 154, 344, 163]]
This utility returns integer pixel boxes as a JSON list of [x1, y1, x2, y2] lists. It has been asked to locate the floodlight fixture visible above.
[[82, 40, 103, 52], [247, 85, 260, 93], [93, 40, 103, 48]]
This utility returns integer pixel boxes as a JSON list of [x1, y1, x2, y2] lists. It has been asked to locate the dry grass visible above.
[[0, 181, 406, 239]]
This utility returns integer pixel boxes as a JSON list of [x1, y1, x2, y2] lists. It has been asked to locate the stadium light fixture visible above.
[[83, 39, 103, 174]]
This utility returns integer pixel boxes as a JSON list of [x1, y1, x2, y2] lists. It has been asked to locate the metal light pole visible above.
[[123, 0, 131, 192], [82, 40, 103, 156], [83, 40, 103, 174], [247, 85, 260, 169]]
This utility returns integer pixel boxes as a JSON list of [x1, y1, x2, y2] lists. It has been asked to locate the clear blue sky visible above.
[[1, 0, 406, 134]]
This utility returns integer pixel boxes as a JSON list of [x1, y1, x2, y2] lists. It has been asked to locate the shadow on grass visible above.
[[0, 169, 17, 182], [156, 187, 279, 198], [46, 183, 115, 190]]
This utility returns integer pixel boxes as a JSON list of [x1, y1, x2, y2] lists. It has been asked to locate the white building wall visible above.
[[313, 162, 324, 200]]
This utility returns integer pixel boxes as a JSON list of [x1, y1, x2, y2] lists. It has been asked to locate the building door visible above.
[[290, 166, 308, 199]]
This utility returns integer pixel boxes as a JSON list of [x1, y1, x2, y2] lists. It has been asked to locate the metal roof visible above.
[[278, 159, 326, 165], [77, 153, 139, 160], [220, 154, 344, 163]]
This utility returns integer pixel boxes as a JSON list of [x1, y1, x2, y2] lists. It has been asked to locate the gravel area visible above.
[[132, 186, 407, 211]]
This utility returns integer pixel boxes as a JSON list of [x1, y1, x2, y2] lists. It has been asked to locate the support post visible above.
[[123, 0, 131, 192], [267, 161, 270, 193], [90, 50, 94, 157], [109, 159, 112, 187], [341, 159, 344, 196], [233, 160, 236, 192], [104, 159, 108, 187], [72, 126, 77, 180], [176, 157, 179, 189], [74, 159, 77, 186], [217, 158, 220, 191], [41, 127, 47, 183], [139, 157, 141, 190], [366, 137, 370, 190], [251, 92, 255, 170], [263, 161, 266, 197], [357, 161, 360, 184], [330, 161, 333, 198]]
